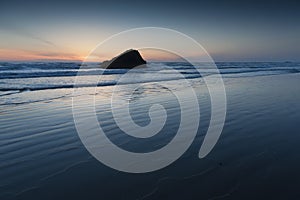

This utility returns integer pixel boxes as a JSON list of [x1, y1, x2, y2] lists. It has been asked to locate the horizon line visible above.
[[0, 60, 300, 63], [0, 59, 298, 63]]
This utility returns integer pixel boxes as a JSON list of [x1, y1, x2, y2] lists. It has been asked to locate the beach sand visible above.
[[0, 73, 299, 199]]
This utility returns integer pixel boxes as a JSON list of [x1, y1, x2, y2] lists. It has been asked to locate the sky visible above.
[[0, 0, 299, 62]]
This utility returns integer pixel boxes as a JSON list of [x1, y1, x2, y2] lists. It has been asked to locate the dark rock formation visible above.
[[101, 49, 146, 69]]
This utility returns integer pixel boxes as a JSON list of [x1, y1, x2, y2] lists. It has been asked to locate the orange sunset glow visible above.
[[0, 49, 84, 61]]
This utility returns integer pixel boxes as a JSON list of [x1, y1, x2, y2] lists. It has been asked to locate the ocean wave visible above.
[[0, 66, 299, 79], [0, 62, 299, 93], [0, 74, 202, 93]]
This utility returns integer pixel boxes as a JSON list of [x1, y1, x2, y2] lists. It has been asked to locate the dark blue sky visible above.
[[0, 0, 299, 61]]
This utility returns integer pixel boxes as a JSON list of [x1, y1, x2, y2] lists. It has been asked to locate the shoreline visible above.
[[0, 72, 299, 199]]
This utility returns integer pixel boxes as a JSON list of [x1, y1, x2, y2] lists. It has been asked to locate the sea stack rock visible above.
[[101, 49, 146, 69]]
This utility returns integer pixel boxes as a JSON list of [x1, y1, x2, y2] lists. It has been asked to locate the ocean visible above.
[[0, 62, 300, 199]]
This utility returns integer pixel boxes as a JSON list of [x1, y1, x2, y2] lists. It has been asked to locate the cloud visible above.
[[0, 48, 82, 61], [0, 22, 57, 47], [35, 51, 78, 57]]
